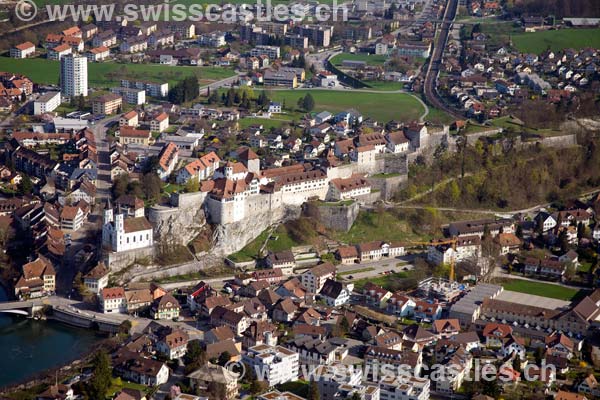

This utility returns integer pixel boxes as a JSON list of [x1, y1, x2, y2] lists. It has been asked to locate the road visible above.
[[422, 0, 463, 119], [157, 255, 418, 292]]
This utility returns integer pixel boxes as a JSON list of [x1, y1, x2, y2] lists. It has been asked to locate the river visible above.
[[0, 286, 101, 388]]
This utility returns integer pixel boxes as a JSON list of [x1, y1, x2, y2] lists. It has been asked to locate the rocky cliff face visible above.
[[210, 205, 302, 256], [149, 204, 207, 246]]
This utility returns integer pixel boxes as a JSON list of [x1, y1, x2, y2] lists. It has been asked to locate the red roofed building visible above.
[[176, 151, 221, 184], [10, 42, 35, 59], [100, 287, 127, 313], [14, 255, 56, 299], [328, 174, 371, 201], [150, 112, 169, 133], [156, 143, 178, 180]]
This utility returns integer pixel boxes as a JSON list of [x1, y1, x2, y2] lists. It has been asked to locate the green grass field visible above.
[[238, 117, 288, 130], [228, 224, 305, 262], [0, 57, 235, 88], [512, 28, 600, 53], [363, 81, 405, 91], [353, 272, 410, 291], [501, 279, 582, 301], [263, 89, 425, 122], [331, 209, 429, 244], [331, 52, 388, 67]]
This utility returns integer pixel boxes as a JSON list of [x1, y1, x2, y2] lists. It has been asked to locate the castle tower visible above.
[[103, 199, 113, 225], [115, 213, 124, 233], [224, 162, 234, 180]]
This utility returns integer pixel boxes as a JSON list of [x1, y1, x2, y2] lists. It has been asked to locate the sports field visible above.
[[0, 57, 235, 88], [512, 28, 600, 53], [263, 89, 425, 122], [331, 52, 388, 67], [500, 279, 583, 301]]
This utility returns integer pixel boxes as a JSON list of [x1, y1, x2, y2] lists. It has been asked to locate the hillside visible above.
[[506, 0, 600, 18]]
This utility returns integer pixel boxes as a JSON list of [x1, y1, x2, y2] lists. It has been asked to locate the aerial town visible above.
[[0, 0, 599, 398]]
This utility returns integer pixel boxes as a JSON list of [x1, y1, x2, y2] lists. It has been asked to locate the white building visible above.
[[100, 287, 127, 313], [120, 79, 169, 98], [151, 112, 169, 132], [157, 143, 179, 181], [379, 375, 430, 400], [110, 87, 146, 105], [301, 262, 336, 294], [10, 42, 35, 58], [427, 236, 481, 265], [242, 345, 299, 386], [156, 329, 189, 360], [34, 91, 62, 115], [319, 279, 353, 307], [250, 45, 281, 59], [102, 202, 153, 253], [328, 174, 371, 201], [60, 54, 88, 97], [83, 262, 110, 295]]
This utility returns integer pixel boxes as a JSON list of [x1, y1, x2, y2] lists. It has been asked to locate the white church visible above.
[[102, 200, 153, 253]]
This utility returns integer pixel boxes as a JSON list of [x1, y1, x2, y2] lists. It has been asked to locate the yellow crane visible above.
[[409, 238, 458, 282]]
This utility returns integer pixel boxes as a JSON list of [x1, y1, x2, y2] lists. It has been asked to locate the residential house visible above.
[[14, 255, 56, 299], [151, 293, 180, 320], [301, 262, 336, 294]]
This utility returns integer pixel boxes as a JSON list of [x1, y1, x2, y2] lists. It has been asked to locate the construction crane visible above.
[[409, 238, 458, 282]]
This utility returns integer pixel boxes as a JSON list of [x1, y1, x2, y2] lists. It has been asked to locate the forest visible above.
[[397, 133, 600, 211], [504, 0, 600, 18]]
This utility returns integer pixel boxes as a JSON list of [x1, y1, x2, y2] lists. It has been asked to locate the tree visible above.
[[112, 174, 129, 198], [217, 351, 231, 366], [512, 356, 521, 373], [77, 94, 85, 110], [350, 393, 362, 400], [302, 93, 315, 112], [247, 363, 267, 394], [208, 90, 219, 104], [515, 224, 523, 239], [481, 376, 500, 398], [448, 180, 460, 204], [141, 173, 163, 204], [118, 320, 132, 336], [258, 91, 270, 108], [86, 351, 112, 400], [17, 174, 33, 195], [577, 222, 585, 240], [307, 380, 319, 400], [185, 178, 199, 193], [558, 229, 569, 252]]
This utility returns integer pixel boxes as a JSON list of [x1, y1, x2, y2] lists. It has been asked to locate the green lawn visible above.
[[338, 267, 375, 276], [501, 279, 582, 301], [363, 81, 405, 91], [238, 117, 288, 130], [353, 272, 409, 291], [263, 90, 425, 122], [228, 224, 307, 262], [332, 209, 429, 244], [0, 57, 235, 88], [424, 106, 455, 125], [512, 28, 600, 53], [331, 52, 388, 67]]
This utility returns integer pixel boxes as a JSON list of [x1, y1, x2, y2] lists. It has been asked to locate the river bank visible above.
[[0, 287, 105, 390]]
